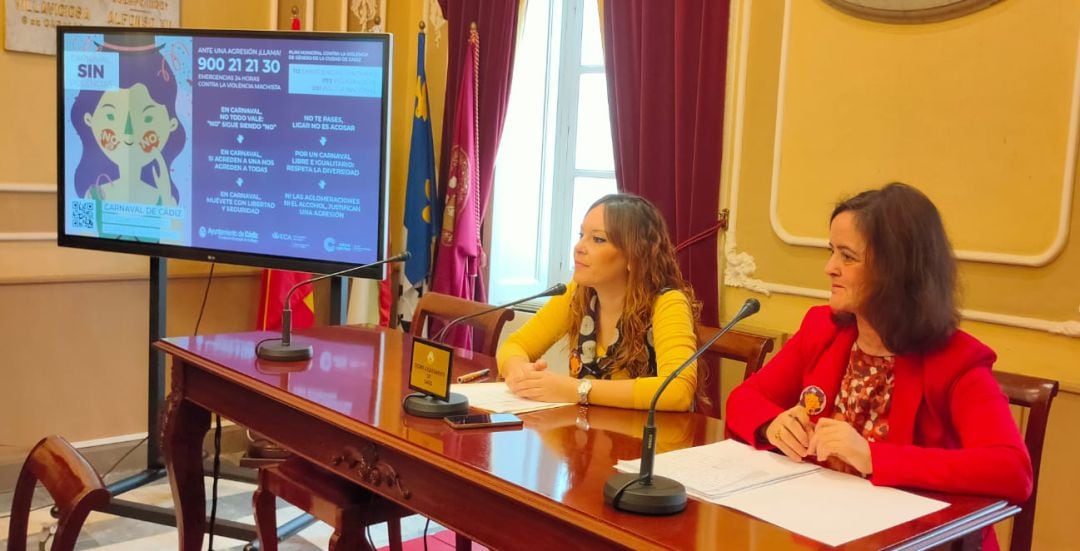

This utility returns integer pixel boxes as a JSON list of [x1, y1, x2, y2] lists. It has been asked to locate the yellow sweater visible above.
[[496, 281, 698, 411]]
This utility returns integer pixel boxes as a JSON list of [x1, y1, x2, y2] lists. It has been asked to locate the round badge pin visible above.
[[799, 385, 827, 415]]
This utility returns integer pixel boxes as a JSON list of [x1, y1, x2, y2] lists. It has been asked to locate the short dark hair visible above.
[[831, 183, 959, 354]]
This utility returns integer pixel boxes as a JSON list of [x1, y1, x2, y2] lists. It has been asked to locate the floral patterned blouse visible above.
[[834, 345, 896, 442]]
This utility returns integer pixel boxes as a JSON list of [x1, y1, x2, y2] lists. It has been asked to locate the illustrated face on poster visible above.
[[68, 33, 190, 232], [82, 83, 180, 205]]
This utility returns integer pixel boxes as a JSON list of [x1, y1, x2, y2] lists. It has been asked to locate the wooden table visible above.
[[157, 325, 1017, 550]]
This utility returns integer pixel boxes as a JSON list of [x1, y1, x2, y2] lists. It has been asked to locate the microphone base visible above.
[[402, 392, 469, 418], [256, 340, 314, 362], [603, 473, 687, 515]]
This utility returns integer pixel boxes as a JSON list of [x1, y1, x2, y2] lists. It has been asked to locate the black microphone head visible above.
[[742, 298, 761, 316], [547, 283, 568, 296], [393, 251, 412, 262]]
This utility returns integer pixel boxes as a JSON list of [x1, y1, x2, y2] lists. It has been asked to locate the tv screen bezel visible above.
[[56, 26, 392, 278]]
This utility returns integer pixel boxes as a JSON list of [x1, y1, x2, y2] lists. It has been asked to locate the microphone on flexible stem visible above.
[[256, 251, 412, 362], [603, 298, 761, 515], [402, 283, 568, 418], [432, 283, 568, 342]]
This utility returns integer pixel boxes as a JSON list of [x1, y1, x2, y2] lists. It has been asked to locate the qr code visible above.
[[71, 199, 96, 230]]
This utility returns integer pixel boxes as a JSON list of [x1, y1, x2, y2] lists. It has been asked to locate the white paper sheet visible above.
[[450, 382, 573, 414], [616, 440, 948, 547], [715, 469, 947, 547]]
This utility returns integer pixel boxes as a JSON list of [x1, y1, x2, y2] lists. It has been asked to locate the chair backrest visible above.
[[410, 292, 515, 356], [694, 325, 775, 419], [992, 371, 1059, 551], [7, 435, 110, 551]]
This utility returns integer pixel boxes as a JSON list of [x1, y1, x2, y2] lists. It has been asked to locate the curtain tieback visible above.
[[674, 209, 729, 253]]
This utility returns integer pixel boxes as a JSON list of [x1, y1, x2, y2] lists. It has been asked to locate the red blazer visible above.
[[727, 305, 1032, 504]]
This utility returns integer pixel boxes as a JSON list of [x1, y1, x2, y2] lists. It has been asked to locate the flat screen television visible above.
[[56, 27, 391, 277]]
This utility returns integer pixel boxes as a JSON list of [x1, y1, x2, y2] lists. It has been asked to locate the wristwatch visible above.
[[577, 379, 593, 405]]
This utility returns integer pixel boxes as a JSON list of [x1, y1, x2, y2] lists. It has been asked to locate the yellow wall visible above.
[[719, 1, 1079, 548], [0, 0, 446, 445]]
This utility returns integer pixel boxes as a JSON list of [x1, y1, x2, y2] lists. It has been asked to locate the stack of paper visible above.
[[450, 382, 573, 414], [616, 439, 948, 547], [616, 440, 820, 499]]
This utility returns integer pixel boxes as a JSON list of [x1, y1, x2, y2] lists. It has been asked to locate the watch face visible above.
[[577, 379, 592, 404]]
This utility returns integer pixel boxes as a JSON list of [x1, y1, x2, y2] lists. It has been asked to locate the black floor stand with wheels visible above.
[[100, 258, 351, 549]]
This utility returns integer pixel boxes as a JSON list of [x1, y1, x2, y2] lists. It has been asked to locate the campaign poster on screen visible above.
[[61, 31, 385, 266]]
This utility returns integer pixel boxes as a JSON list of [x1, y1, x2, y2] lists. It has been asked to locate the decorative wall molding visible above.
[[721, 0, 764, 294], [821, 0, 1002, 25], [727, 269, 1080, 337], [0, 182, 56, 241], [963, 309, 1080, 338], [0, 182, 54, 193], [721, 0, 1080, 338], [0, 232, 56, 242], [421, 0, 447, 47], [768, 0, 1079, 268], [0, 270, 259, 287], [721, 0, 752, 233], [348, 0, 387, 32]]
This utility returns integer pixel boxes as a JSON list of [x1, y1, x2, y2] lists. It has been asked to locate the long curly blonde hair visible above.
[[567, 194, 700, 378]]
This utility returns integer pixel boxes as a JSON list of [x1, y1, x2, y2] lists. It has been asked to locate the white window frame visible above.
[[489, 0, 616, 307]]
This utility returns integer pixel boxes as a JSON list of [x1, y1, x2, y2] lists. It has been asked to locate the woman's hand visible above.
[[505, 360, 577, 403], [503, 357, 546, 387], [807, 418, 873, 475], [765, 406, 814, 461]]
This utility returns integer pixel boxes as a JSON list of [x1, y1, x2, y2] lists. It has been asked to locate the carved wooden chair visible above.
[[992, 371, 1059, 551], [410, 292, 516, 355], [254, 457, 411, 551], [694, 325, 775, 419], [6, 435, 110, 551]]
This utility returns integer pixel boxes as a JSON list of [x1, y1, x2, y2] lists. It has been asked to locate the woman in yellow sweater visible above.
[[497, 193, 700, 411]]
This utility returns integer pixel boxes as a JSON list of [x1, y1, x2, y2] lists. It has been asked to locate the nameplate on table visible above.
[[409, 337, 453, 401]]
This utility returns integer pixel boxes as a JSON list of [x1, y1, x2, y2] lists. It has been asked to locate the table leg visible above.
[[455, 532, 471, 550], [162, 386, 210, 551]]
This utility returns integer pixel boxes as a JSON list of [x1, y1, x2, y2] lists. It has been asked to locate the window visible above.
[[488, 0, 616, 306]]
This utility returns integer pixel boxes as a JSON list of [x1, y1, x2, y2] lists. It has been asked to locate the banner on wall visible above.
[[5, 0, 180, 55]]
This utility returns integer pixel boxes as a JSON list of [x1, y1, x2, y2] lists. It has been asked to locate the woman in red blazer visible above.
[[726, 183, 1031, 550]]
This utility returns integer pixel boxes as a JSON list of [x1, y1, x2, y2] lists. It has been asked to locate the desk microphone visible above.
[[603, 298, 761, 515], [431, 283, 567, 343], [256, 251, 411, 362]]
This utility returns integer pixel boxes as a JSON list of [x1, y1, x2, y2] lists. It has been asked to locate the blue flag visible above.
[[402, 31, 438, 288]]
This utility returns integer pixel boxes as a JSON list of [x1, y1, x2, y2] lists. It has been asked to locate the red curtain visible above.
[[602, 0, 730, 326], [436, 0, 522, 303]]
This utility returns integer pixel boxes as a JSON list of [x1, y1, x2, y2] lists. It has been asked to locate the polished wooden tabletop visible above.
[[158, 325, 1014, 550]]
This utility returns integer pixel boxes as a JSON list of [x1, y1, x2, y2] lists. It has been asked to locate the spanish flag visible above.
[[257, 270, 315, 331]]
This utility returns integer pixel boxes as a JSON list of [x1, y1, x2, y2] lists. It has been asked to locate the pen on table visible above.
[[456, 368, 490, 384]]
